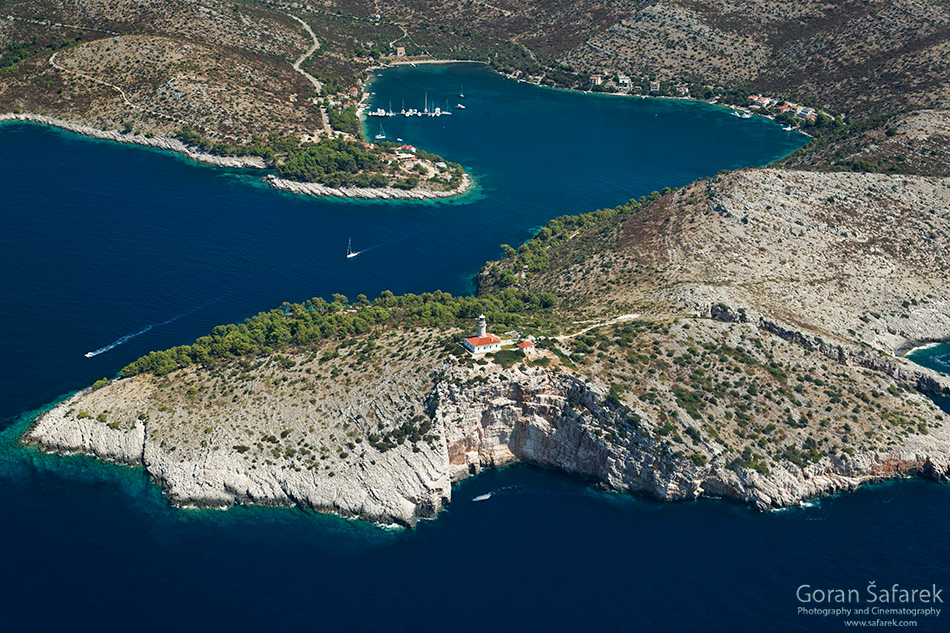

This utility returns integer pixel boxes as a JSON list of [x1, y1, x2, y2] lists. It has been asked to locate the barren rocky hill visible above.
[[494, 168, 950, 356], [4, 0, 949, 171], [1, 0, 320, 143], [28, 168, 950, 525], [564, 0, 950, 115]]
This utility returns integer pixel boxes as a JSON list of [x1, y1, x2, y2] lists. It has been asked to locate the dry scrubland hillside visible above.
[[507, 169, 950, 356], [565, 0, 950, 114], [557, 0, 950, 173], [29, 169, 950, 523], [3, 0, 949, 171], [1, 0, 318, 142], [0, 0, 634, 144], [7, 0, 950, 521]]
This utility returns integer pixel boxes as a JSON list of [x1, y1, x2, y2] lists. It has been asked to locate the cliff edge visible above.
[[27, 169, 950, 524]]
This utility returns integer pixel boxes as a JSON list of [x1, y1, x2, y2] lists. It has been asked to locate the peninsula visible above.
[[7, 0, 950, 524], [27, 168, 950, 525], [0, 1, 474, 198]]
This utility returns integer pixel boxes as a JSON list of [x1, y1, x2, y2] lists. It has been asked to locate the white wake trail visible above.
[[84, 297, 223, 358]]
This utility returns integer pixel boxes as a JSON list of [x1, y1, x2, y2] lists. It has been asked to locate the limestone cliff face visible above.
[[26, 355, 950, 524], [433, 366, 950, 511], [436, 369, 700, 501], [28, 374, 452, 526]]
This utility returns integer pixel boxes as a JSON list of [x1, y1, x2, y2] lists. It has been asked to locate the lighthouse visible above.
[[462, 314, 501, 354]]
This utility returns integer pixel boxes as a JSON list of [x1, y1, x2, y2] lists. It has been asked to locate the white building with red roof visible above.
[[462, 315, 501, 354]]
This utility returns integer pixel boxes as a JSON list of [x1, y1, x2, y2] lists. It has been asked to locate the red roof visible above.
[[517, 341, 535, 348], [464, 334, 500, 348]]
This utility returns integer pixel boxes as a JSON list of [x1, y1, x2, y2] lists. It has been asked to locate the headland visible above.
[[26, 168, 950, 526], [7, 0, 950, 525]]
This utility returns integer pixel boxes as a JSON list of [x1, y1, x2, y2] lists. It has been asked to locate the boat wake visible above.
[[84, 297, 223, 358], [345, 238, 386, 259], [85, 324, 159, 358]]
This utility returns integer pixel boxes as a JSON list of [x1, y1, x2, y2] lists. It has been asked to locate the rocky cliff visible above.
[[24, 166, 950, 525], [26, 312, 950, 525], [437, 363, 950, 510]]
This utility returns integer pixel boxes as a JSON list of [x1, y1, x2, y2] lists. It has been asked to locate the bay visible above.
[[3, 63, 946, 631], [908, 343, 950, 413]]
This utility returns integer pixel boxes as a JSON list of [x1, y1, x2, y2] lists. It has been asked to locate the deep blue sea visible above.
[[2, 63, 948, 631]]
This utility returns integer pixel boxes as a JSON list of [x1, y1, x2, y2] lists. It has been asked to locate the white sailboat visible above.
[[346, 238, 359, 258], [375, 124, 386, 140], [460, 84, 464, 98]]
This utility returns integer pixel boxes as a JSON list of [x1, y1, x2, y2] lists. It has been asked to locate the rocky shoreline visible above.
[[25, 354, 950, 526], [0, 113, 268, 169], [1, 113, 474, 200], [19, 165, 950, 526], [264, 172, 473, 200], [24, 302, 950, 526]]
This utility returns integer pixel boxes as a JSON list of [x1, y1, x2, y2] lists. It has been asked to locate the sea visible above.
[[1, 62, 947, 631]]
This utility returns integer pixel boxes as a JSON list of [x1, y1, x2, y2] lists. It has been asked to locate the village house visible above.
[[590, 74, 603, 86], [795, 106, 816, 120], [676, 85, 689, 97], [394, 46, 405, 57], [462, 315, 501, 354], [649, 80, 661, 92]]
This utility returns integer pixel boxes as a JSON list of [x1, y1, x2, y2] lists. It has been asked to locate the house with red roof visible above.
[[462, 315, 501, 354]]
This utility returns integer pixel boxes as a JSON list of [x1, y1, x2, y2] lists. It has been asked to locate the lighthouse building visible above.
[[462, 315, 501, 354]]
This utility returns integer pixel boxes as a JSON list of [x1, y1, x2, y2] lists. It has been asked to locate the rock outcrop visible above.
[[264, 173, 473, 200], [29, 374, 452, 526], [22, 167, 950, 525], [434, 365, 950, 511], [26, 346, 950, 525]]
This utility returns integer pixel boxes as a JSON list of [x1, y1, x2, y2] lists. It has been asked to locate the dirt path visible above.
[[49, 51, 141, 111], [286, 14, 328, 134], [287, 14, 323, 94], [555, 313, 641, 342]]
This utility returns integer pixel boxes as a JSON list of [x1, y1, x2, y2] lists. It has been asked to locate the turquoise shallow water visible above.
[[3, 64, 948, 632], [908, 343, 950, 413]]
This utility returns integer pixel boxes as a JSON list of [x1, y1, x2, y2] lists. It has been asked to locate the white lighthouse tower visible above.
[[462, 314, 501, 354]]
